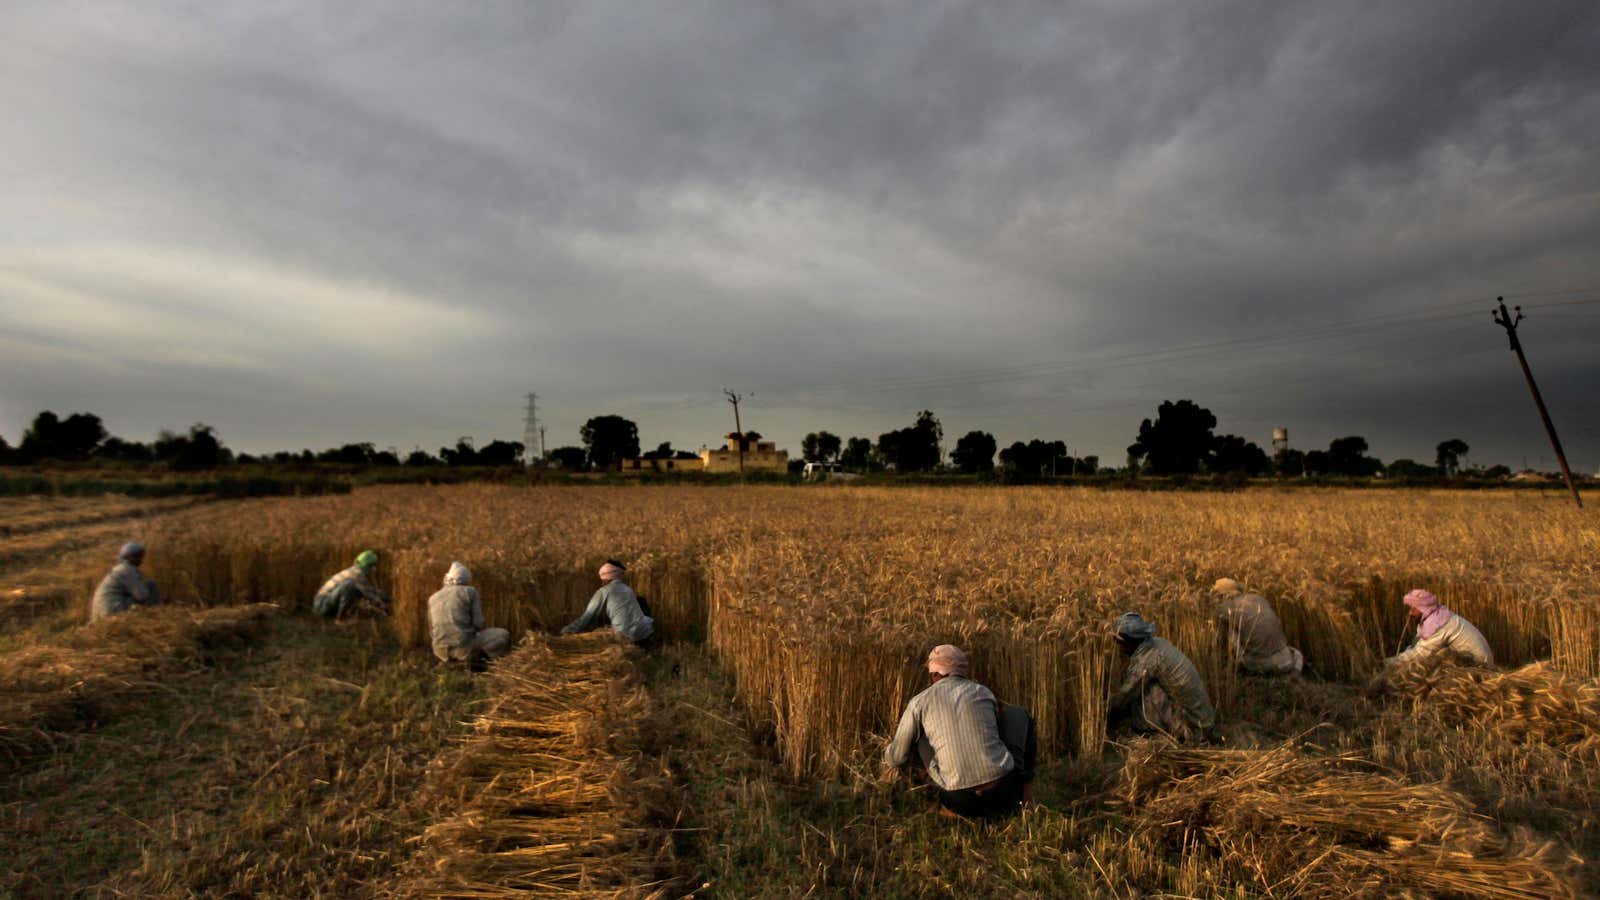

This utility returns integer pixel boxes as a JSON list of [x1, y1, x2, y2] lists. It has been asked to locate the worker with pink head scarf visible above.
[[561, 559, 655, 646], [1387, 589, 1494, 668]]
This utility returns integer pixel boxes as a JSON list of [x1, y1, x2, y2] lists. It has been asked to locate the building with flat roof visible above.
[[701, 431, 788, 474]]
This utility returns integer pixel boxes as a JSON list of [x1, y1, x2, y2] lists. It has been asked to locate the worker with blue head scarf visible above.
[[1108, 612, 1219, 744], [90, 541, 161, 620]]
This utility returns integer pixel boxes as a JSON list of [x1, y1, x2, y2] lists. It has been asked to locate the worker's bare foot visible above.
[[936, 805, 962, 820]]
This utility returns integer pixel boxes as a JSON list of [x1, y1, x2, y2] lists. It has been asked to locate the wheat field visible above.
[[5, 484, 1598, 896], [92, 485, 1592, 773]]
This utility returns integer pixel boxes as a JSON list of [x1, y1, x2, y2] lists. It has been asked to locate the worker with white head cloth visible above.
[[882, 644, 1036, 819], [90, 541, 161, 620], [561, 560, 655, 646], [1387, 589, 1493, 668], [1211, 578, 1303, 676], [428, 562, 511, 669]]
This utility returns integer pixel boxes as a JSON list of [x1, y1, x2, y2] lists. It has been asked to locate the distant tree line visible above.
[[1, 403, 1516, 482]]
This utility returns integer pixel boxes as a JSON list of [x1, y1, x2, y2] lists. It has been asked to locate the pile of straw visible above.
[[393, 632, 678, 898], [1385, 658, 1600, 747], [0, 585, 71, 631], [0, 603, 280, 771], [1118, 741, 1584, 898]]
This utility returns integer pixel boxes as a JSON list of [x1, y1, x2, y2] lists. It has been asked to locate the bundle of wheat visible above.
[[1386, 658, 1600, 746], [0, 604, 279, 771], [1118, 741, 1584, 898], [393, 632, 679, 898]]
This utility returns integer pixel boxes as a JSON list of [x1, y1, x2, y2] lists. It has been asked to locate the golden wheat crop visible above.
[[22, 484, 1595, 781]]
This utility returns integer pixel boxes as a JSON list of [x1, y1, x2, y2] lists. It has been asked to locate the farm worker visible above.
[[1212, 578, 1303, 676], [1386, 589, 1493, 668], [312, 550, 392, 619], [882, 644, 1037, 819], [561, 560, 655, 645], [90, 541, 161, 621], [427, 562, 511, 668], [1108, 613, 1219, 744]]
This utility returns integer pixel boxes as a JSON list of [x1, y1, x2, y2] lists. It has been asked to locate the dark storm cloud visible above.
[[2, 1, 1597, 465]]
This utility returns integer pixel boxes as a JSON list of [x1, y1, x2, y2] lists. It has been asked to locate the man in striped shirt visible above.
[[882, 644, 1036, 819]]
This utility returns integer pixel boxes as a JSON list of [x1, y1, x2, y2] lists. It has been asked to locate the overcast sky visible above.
[[4, 2, 1598, 469]]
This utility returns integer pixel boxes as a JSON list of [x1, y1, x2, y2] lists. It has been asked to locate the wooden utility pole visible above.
[[724, 389, 747, 474], [1493, 297, 1582, 508]]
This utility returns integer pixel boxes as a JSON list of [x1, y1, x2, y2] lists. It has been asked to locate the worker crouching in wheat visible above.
[[90, 541, 161, 621], [312, 550, 392, 621], [1386, 588, 1493, 669], [428, 562, 510, 672], [882, 644, 1038, 820], [1108, 613, 1220, 744], [560, 560, 656, 648], [1211, 577, 1304, 676]]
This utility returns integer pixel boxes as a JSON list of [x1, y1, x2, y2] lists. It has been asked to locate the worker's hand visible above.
[[877, 766, 903, 786], [1362, 672, 1389, 699]]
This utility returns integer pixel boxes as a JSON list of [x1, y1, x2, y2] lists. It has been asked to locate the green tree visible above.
[[440, 439, 478, 466], [876, 411, 942, 472], [802, 432, 824, 463], [950, 430, 997, 473], [154, 423, 230, 471], [580, 415, 640, 471], [549, 446, 588, 471], [1209, 434, 1271, 476], [1327, 436, 1383, 477], [477, 440, 526, 466], [803, 431, 842, 463], [840, 436, 875, 472], [404, 448, 441, 466], [1128, 400, 1217, 475], [1435, 438, 1469, 476], [1387, 458, 1435, 480], [94, 437, 155, 463], [19, 411, 107, 461]]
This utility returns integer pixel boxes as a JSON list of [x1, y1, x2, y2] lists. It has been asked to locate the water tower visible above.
[[1272, 427, 1289, 455]]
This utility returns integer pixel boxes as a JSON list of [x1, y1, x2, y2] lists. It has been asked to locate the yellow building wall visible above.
[[700, 448, 788, 474]]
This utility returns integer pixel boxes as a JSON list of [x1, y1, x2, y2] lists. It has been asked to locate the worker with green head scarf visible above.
[[313, 550, 392, 619]]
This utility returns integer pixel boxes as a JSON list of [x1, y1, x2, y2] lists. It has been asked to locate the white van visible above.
[[802, 462, 861, 482]]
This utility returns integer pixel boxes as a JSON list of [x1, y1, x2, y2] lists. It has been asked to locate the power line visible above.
[[793, 293, 1600, 401]]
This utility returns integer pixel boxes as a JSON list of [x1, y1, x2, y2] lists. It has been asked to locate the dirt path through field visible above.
[[0, 616, 481, 898]]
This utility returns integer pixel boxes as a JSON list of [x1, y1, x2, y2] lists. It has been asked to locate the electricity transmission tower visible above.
[[523, 393, 540, 466], [1492, 298, 1582, 508]]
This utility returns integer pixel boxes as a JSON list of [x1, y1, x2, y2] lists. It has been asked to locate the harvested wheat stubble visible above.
[[393, 632, 678, 899], [1118, 740, 1585, 899], [0, 585, 72, 631], [0, 603, 280, 772]]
